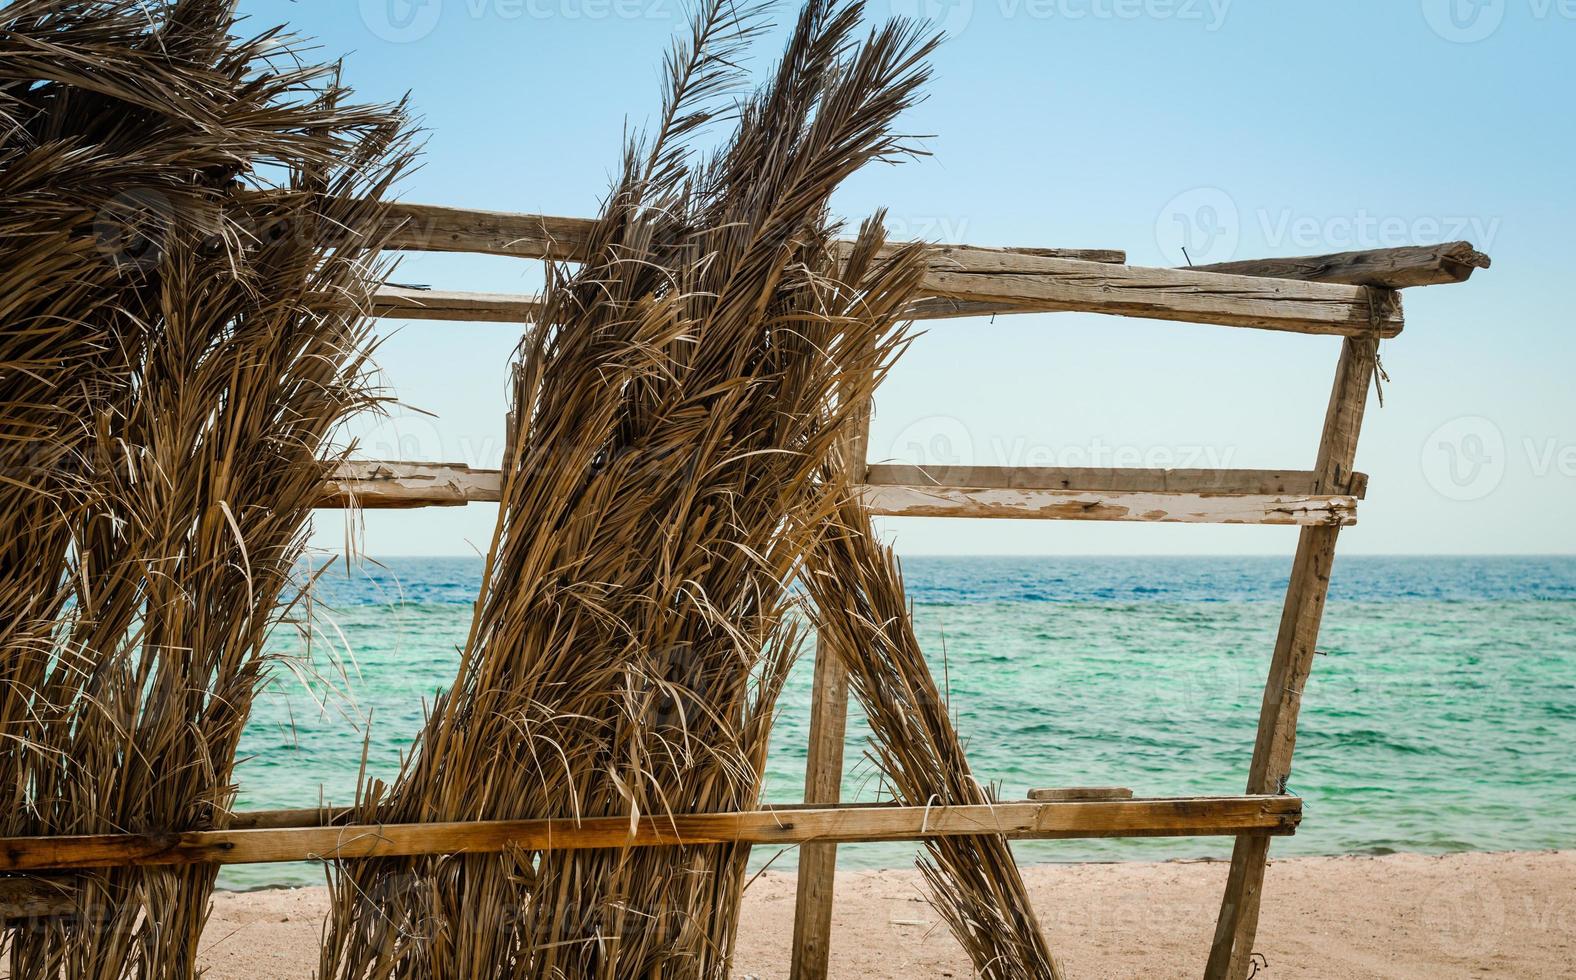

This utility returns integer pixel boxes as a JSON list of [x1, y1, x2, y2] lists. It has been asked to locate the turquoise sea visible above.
[[223, 556, 1576, 890]]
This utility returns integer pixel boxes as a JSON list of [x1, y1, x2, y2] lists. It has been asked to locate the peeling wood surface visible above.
[[862, 486, 1357, 526], [864, 464, 1368, 499], [320, 461, 1359, 525], [321, 460, 497, 508], [0, 797, 1301, 872]]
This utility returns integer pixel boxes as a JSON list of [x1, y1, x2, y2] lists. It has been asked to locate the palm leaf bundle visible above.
[[804, 495, 1065, 980], [0, 2, 414, 977], [320, 2, 936, 977]]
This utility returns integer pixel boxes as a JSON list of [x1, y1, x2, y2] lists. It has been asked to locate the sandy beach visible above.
[[196, 850, 1573, 978]]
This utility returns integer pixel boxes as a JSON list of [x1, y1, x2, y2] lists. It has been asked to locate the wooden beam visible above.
[[320, 461, 1359, 525], [917, 259, 1402, 337], [378, 200, 1127, 266], [790, 638, 852, 980], [865, 464, 1368, 499], [371, 286, 545, 323], [898, 239, 1488, 321], [1205, 336, 1379, 980], [1187, 241, 1491, 290], [322, 460, 498, 508], [0, 797, 1301, 872], [368, 269, 1401, 338], [862, 486, 1356, 526], [381, 202, 596, 261], [1027, 787, 1134, 803]]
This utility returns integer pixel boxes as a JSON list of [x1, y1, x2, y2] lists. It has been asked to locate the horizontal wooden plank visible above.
[[376, 201, 1486, 293], [359, 198, 1407, 336], [862, 486, 1357, 526], [0, 797, 1301, 872], [1188, 241, 1491, 290], [371, 286, 545, 323], [322, 460, 498, 508], [368, 271, 1402, 338], [864, 464, 1368, 499], [379, 200, 1127, 265], [381, 202, 596, 261], [1028, 787, 1135, 803], [319, 461, 1359, 525], [917, 260, 1402, 337]]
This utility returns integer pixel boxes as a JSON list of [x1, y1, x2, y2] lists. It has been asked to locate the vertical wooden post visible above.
[[1204, 334, 1379, 980], [789, 641, 850, 980], [789, 403, 871, 980]]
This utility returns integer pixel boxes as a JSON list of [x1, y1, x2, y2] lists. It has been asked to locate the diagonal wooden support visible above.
[[1204, 333, 1379, 980]]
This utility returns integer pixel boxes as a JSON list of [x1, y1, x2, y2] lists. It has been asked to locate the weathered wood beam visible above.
[[1027, 787, 1134, 803], [369, 265, 1402, 337], [377, 200, 1126, 265], [917, 259, 1402, 337], [322, 460, 498, 508], [371, 286, 545, 323], [361, 199, 1407, 336], [862, 486, 1356, 526], [0, 797, 1301, 872], [902, 240, 1488, 321], [319, 461, 1359, 525], [1205, 335, 1379, 980], [791, 638, 852, 980], [865, 464, 1368, 499], [381, 202, 596, 261], [376, 201, 1484, 291], [1187, 241, 1491, 289]]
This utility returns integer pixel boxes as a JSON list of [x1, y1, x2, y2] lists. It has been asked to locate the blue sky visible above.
[[246, 0, 1573, 556]]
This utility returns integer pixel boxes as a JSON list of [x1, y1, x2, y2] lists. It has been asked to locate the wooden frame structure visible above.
[[0, 199, 1488, 979]]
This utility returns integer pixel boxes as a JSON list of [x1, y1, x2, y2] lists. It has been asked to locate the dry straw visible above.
[[0, 1, 414, 976], [321, 1, 938, 977], [805, 492, 1066, 980]]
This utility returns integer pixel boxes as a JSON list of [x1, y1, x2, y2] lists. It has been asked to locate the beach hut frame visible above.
[[0, 202, 1489, 980]]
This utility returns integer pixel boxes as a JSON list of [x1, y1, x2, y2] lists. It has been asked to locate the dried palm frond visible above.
[[320, 2, 936, 977], [0, 2, 415, 977], [804, 495, 1066, 980]]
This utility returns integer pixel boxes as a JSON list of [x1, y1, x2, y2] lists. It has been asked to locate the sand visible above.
[[197, 851, 1573, 978]]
